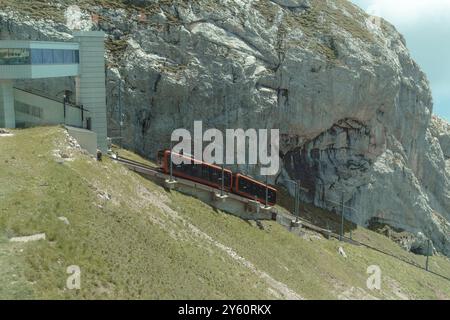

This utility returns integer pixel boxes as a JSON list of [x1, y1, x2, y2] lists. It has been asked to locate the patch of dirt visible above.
[[0, 128, 13, 137], [52, 129, 89, 162], [9, 233, 46, 243]]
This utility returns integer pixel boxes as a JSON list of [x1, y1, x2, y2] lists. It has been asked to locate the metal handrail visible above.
[[13, 86, 89, 112]]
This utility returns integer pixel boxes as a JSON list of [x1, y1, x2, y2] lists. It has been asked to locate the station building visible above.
[[0, 31, 107, 152]]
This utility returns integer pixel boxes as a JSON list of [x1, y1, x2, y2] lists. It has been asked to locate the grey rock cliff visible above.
[[0, 0, 448, 255]]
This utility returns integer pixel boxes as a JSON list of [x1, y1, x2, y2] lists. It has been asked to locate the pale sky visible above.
[[351, 0, 450, 121]]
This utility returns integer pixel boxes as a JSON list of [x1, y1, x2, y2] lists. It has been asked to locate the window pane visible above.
[[22, 49, 30, 64], [0, 49, 8, 64], [53, 49, 64, 64], [0, 48, 31, 65], [9, 49, 30, 64], [31, 49, 43, 64], [63, 50, 73, 63], [74, 50, 79, 63], [42, 49, 53, 64]]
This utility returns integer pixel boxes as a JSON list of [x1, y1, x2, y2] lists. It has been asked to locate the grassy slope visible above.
[[0, 127, 450, 300]]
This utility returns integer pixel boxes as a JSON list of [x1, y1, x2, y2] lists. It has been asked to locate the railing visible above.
[[13, 86, 91, 129], [13, 86, 89, 112]]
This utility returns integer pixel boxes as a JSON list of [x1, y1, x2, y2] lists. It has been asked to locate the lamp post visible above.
[[107, 78, 125, 148], [340, 192, 345, 241], [118, 78, 123, 148], [63, 93, 67, 121], [221, 163, 225, 197], [169, 139, 174, 182], [426, 239, 432, 271], [285, 179, 307, 222], [221, 85, 229, 198], [320, 193, 357, 241]]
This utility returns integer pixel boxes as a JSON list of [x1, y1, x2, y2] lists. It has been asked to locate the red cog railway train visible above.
[[157, 150, 277, 206]]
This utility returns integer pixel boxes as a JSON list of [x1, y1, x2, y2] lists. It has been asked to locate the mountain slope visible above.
[[0, 0, 448, 256], [1, 126, 450, 299]]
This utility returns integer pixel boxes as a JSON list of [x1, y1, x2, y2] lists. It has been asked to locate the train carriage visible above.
[[158, 150, 233, 191], [157, 150, 277, 206], [234, 173, 277, 206]]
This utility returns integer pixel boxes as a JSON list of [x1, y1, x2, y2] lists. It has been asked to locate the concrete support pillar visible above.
[[0, 80, 15, 128], [74, 31, 107, 152]]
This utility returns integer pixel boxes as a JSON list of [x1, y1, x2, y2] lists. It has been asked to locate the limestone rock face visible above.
[[0, 0, 448, 255], [430, 116, 450, 159], [271, 0, 311, 8]]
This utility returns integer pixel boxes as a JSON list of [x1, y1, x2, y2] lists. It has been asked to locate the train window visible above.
[[171, 154, 194, 175], [224, 172, 231, 186], [181, 163, 190, 174], [190, 164, 200, 179], [238, 177, 276, 204], [211, 169, 219, 184], [202, 166, 211, 181], [257, 184, 265, 200], [268, 189, 277, 203], [168, 152, 231, 189]]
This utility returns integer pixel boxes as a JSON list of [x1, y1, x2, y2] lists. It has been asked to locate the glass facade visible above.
[[0, 48, 79, 65], [0, 48, 30, 65], [15, 101, 43, 119]]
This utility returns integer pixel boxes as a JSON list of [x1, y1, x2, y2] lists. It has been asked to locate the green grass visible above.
[[0, 238, 34, 299], [168, 191, 450, 299], [1, 126, 450, 299], [111, 144, 157, 167], [0, 127, 272, 299]]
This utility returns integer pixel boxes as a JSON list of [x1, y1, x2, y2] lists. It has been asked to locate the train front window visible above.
[[211, 169, 219, 184]]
